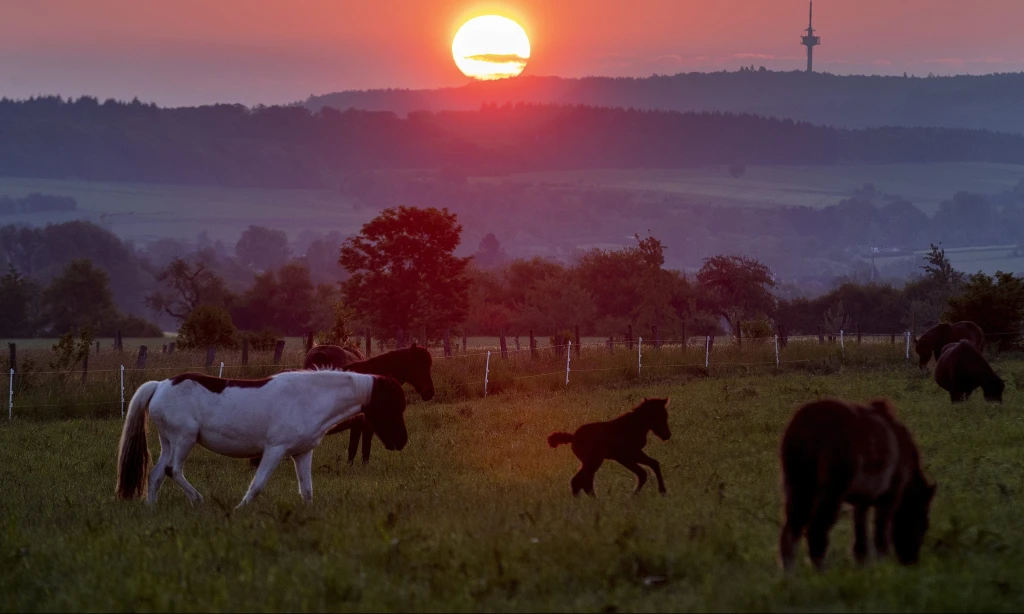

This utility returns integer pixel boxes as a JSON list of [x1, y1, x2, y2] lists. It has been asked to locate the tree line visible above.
[[2, 96, 1024, 189]]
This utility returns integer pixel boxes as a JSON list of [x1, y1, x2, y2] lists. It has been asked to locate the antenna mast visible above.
[[801, 2, 821, 73]]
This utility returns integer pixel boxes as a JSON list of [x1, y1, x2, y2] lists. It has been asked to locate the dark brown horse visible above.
[[548, 398, 671, 496], [915, 321, 984, 369], [934, 340, 1004, 403], [779, 398, 936, 570], [248, 344, 436, 468]]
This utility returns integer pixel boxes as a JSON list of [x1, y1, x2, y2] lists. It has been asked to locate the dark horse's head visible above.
[[399, 344, 435, 401], [363, 375, 408, 451], [634, 397, 671, 441], [914, 336, 932, 370], [892, 472, 937, 565], [984, 375, 1006, 404]]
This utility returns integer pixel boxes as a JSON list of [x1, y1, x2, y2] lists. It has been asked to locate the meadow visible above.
[[2, 342, 1024, 611]]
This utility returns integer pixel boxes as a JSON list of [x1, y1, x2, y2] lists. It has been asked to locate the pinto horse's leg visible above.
[[635, 452, 666, 494], [167, 438, 202, 504], [237, 446, 287, 508], [346, 421, 362, 465], [853, 504, 870, 564], [360, 425, 374, 464], [617, 459, 649, 494], [292, 450, 314, 503], [146, 433, 172, 505]]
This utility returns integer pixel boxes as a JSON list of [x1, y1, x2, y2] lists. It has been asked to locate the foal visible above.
[[548, 397, 671, 496], [779, 398, 936, 570]]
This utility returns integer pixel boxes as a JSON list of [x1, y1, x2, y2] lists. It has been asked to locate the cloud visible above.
[[464, 54, 527, 65]]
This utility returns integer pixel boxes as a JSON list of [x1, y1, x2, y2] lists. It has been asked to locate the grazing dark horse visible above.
[[249, 344, 435, 468], [548, 398, 671, 496], [934, 340, 1004, 403], [303, 344, 365, 370], [915, 321, 984, 369], [779, 398, 936, 571]]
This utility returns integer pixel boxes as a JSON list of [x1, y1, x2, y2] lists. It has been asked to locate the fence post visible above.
[[306, 331, 314, 352], [737, 321, 742, 348], [499, 331, 508, 359], [205, 346, 216, 367], [565, 341, 571, 386], [273, 340, 285, 365], [136, 345, 148, 369], [443, 329, 452, 357], [462, 334, 467, 354], [168, 342, 175, 354], [652, 325, 659, 349], [242, 338, 249, 365], [96, 341, 100, 354], [81, 350, 88, 384], [420, 325, 427, 347], [890, 333, 895, 345], [705, 336, 710, 369], [7, 343, 14, 392], [120, 365, 125, 419], [365, 328, 372, 358], [607, 334, 613, 352], [905, 331, 911, 361], [514, 336, 521, 352], [775, 335, 780, 367], [574, 325, 581, 359], [627, 325, 634, 351], [638, 336, 643, 376], [219, 362, 224, 378], [681, 321, 687, 352], [857, 327, 862, 344], [484, 351, 490, 397], [840, 330, 845, 358], [817, 325, 824, 345], [161, 344, 167, 353], [8, 368, 12, 421], [529, 330, 537, 359], [115, 330, 123, 351]]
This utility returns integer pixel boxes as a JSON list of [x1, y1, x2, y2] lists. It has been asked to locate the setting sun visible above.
[[452, 15, 530, 80]]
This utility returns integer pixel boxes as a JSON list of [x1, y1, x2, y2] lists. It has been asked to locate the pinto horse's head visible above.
[[403, 344, 435, 401], [892, 472, 937, 565], [364, 375, 408, 451], [635, 397, 671, 441]]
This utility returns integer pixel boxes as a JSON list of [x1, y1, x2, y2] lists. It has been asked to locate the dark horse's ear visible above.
[[411, 342, 419, 349], [662, 397, 671, 407]]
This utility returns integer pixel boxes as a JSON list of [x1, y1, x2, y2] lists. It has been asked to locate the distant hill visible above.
[[304, 70, 1024, 134]]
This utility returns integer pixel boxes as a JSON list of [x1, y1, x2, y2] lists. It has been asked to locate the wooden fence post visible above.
[[273, 340, 285, 365], [529, 330, 537, 359], [443, 329, 452, 357], [115, 330, 123, 351], [136, 345, 148, 369], [574, 325, 581, 359], [241, 338, 249, 365], [681, 322, 687, 352], [365, 328, 372, 357], [514, 336, 521, 352], [95, 341, 100, 354], [652, 325, 659, 349], [161, 344, 167, 353], [736, 321, 742, 348], [499, 331, 508, 359], [607, 334, 613, 351], [817, 325, 824, 345], [205, 346, 216, 367], [420, 325, 427, 347], [81, 350, 88, 384], [627, 325, 633, 351], [462, 333, 467, 353], [890, 333, 895, 345], [306, 331, 314, 352], [168, 342, 175, 354], [857, 327, 862, 344]]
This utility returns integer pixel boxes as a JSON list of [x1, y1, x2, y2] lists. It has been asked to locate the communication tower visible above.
[[801, 2, 820, 73]]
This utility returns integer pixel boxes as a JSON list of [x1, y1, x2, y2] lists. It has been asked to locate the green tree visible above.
[[921, 243, 964, 287], [176, 305, 238, 350], [946, 271, 1024, 350], [340, 206, 471, 339], [42, 259, 120, 335], [695, 255, 776, 338], [145, 257, 234, 322], [0, 265, 41, 337]]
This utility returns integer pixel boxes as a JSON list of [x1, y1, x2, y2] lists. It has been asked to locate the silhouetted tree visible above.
[[473, 233, 506, 268], [235, 225, 290, 271], [340, 206, 471, 339], [696, 255, 776, 337], [946, 271, 1024, 350], [176, 305, 238, 350], [0, 265, 41, 337], [145, 257, 234, 322]]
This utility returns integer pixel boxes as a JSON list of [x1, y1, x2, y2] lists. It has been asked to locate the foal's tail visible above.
[[115, 380, 159, 500], [548, 432, 574, 448]]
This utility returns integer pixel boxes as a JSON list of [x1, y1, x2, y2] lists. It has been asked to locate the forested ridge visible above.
[[1, 96, 1023, 189]]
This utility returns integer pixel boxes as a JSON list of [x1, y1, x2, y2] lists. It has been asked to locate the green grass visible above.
[[486, 163, 1024, 214], [2, 360, 1024, 611]]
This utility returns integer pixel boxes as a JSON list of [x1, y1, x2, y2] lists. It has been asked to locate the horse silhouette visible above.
[[934, 340, 1004, 403], [915, 321, 984, 369]]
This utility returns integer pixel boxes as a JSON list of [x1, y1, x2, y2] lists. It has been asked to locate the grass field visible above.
[[3, 355, 1024, 611], [487, 162, 1024, 214]]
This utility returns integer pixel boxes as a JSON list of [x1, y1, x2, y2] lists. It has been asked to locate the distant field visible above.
[[0, 176, 369, 243], [486, 163, 1024, 214]]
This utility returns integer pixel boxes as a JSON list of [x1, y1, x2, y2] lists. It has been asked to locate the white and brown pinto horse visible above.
[[115, 370, 407, 508]]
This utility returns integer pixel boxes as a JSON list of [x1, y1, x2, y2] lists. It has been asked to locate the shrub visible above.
[[177, 305, 238, 350]]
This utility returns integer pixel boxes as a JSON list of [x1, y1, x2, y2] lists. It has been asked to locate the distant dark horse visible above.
[[934, 340, 1004, 403], [779, 398, 936, 570], [548, 398, 671, 496], [915, 321, 984, 369], [251, 344, 435, 469]]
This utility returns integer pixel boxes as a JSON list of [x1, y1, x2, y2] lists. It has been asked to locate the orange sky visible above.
[[1, 0, 1021, 106]]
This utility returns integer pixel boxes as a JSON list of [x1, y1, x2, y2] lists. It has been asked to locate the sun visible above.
[[452, 15, 530, 80]]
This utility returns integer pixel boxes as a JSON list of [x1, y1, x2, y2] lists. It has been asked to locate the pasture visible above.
[[487, 162, 1024, 214], [3, 358, 1024, 611]]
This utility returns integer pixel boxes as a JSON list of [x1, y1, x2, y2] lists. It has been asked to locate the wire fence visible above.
[[2, 329, 1019, 422]]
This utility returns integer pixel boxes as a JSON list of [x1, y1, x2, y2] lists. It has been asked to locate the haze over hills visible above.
[[304, 70, 1024, 133]]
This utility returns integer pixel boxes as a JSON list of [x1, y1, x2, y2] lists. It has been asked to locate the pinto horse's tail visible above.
[[548, 432, 574, 448], [115, 380, 159, 500]]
